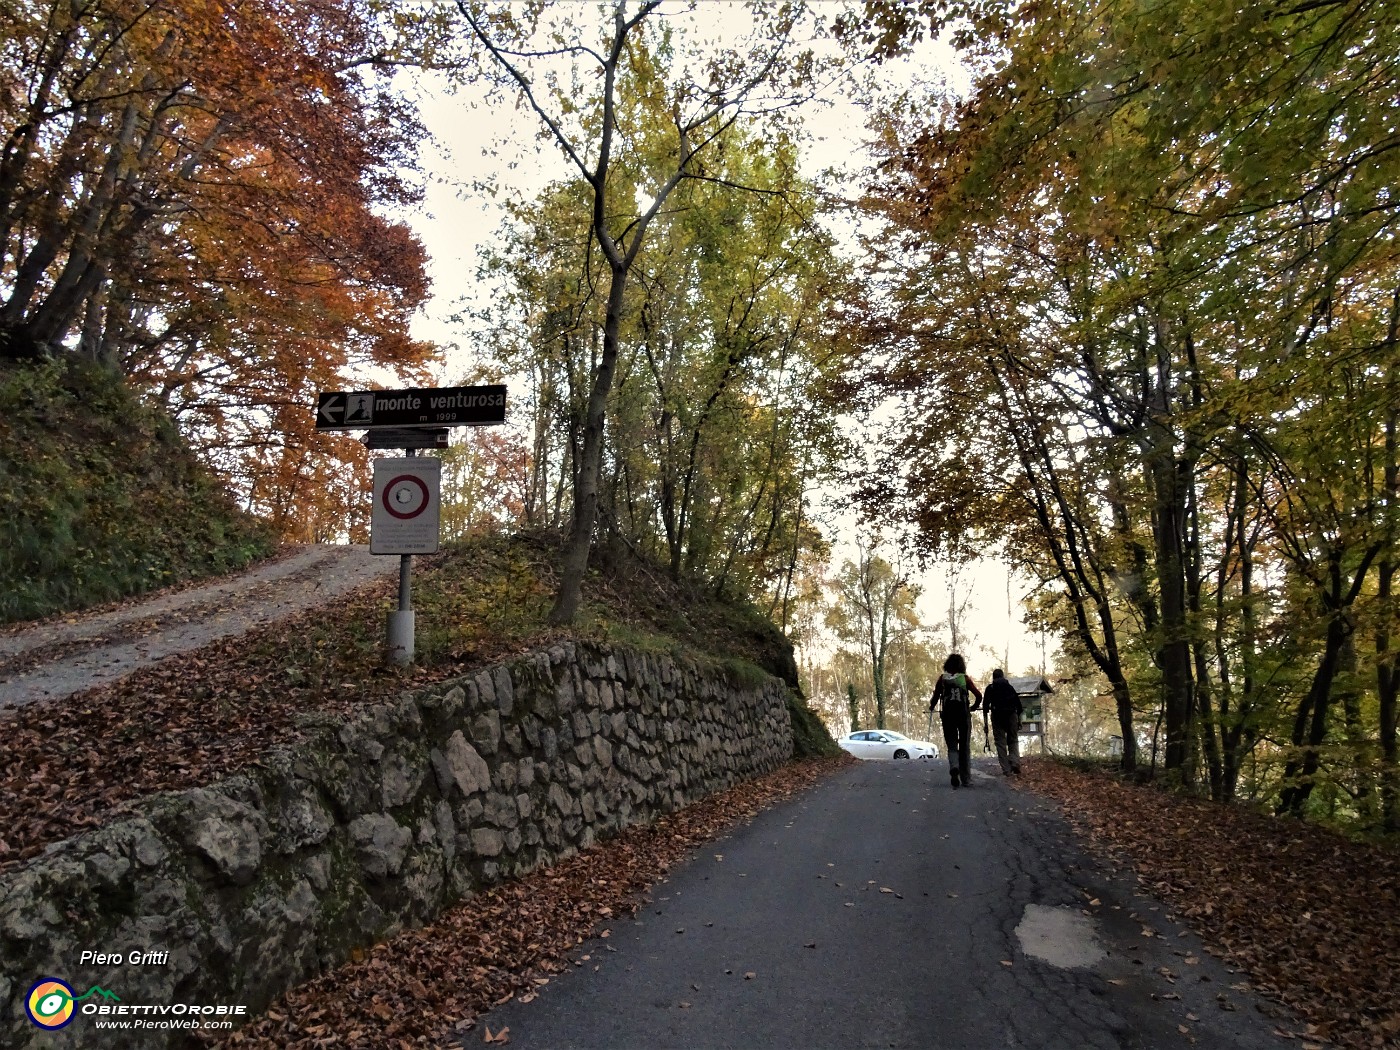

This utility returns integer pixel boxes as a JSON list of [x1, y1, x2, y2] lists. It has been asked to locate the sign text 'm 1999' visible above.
[[316, 385, 507, 430]]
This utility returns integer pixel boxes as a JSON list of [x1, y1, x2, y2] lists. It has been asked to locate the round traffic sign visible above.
[[382, 474, 430, 519]]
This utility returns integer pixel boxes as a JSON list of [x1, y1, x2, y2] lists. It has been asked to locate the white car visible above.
[[838, 730, 940, 761]]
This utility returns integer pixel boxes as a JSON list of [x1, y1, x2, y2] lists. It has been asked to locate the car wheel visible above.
[[893, 749, 909, 760]]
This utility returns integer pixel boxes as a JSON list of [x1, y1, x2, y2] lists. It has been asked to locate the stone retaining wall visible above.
[[0, 640, 793, 1047]]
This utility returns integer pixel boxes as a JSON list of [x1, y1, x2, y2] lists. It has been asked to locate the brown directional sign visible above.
[[363, 428, 450, 450], [316, 385, 506, 430]]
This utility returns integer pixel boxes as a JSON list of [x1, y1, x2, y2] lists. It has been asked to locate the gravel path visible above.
[[0, 545, 397, 709]]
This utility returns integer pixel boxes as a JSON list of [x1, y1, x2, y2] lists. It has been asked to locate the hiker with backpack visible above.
[[929, 654, 983, 789], [983, 669, 1024, 776]]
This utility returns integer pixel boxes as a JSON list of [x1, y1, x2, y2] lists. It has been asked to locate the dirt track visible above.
[[0, 545, 396, 709]]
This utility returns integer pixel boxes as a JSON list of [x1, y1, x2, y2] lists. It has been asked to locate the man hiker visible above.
[[983, 669, 1024, 776], [930, 654, 983, 788]]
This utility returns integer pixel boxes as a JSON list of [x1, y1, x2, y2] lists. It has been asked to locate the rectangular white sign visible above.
[[371, 457, 441, 555]]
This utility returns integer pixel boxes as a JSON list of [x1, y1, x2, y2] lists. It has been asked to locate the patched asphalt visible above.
[[463, 758, 1300, 1050]]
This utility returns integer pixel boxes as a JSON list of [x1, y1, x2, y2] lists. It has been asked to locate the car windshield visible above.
[[884, 732, 908, 740]]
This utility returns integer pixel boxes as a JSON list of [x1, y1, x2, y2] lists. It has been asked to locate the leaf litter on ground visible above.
[[1020, 761, 1400, 1050]]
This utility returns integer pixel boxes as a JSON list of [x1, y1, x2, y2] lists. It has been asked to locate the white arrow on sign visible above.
[[319, 394, 345, 425]]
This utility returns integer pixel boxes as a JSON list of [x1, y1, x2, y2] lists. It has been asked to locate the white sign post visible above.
[[372, 457, 441, 665], [372, 457, 441, 555]]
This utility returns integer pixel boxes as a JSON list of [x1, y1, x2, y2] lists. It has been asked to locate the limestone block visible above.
[[493, 666, 514, 716], [434, 801, 456, 865], [548, 782, 576, 818], [391, 693, 424, 734], [503, 724, 524, 756], [417, 815, 437, 845], [472, 711, 502, 756], [381, 749, 426, 809], [338, 721, 384, 762], [430, 731, 491, 798], [555, 676, 576, 714], [471, 827, 504, 858], [475, 670, 497, 708], [302, 854, 332, 892], [348, 815, 411, 879], [485, 792, 520, 830], [496, 760, 518, 792], [268, 778, 335, 855], [183, 790, 268, 887]]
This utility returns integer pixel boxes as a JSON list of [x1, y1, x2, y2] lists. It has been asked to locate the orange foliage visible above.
[[1, 0, 437, 538]]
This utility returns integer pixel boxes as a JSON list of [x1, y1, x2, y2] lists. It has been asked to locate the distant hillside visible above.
[[0, 357, 274, 623]]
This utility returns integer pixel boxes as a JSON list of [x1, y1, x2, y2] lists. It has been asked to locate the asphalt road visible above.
[[466, 759, 1297, 1050]]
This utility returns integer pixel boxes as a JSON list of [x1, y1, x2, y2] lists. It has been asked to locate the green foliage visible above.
[[0, 358, 274, 623], [856, 0, 1400, 831], [478, 71, 851, 620]]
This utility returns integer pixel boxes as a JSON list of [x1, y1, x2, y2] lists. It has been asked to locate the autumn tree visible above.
[[450, 0, 832, 624], [845, 0, 1400, 825], [825, 539, 921, 730], [1, 0, 435, 536]]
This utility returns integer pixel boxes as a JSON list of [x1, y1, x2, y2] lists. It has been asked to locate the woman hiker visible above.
[[929, 653, 983, 788]]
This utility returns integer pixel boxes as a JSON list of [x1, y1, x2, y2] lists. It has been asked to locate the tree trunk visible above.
[[1148, 445, 1195, 780], [1278, 587, 1352, 817], [549, 261, 627, 625]]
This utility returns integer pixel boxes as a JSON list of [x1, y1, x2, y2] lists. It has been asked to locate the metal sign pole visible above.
[[385, 448, 416, 666], [320, 383, 506, 668]]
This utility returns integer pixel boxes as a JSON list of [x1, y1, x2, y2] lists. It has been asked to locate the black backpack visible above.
[[939, 673, 970, 717]]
